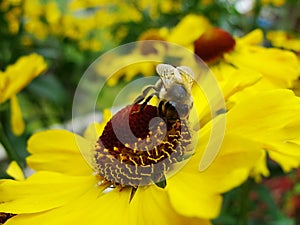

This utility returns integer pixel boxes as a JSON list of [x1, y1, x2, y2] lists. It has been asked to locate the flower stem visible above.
[[236, 179, 252, 225], [0, 121, 23, 167]]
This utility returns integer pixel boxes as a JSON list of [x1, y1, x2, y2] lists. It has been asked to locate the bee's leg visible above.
[[133, 80, 163, 105], [132, 93, 157, 115], [158, 100, 165, 118], [139, 93, 159, 111], [133, 85, 156, 105]]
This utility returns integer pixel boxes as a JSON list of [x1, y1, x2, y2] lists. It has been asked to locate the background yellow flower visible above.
[[0, 53, 47, 135]]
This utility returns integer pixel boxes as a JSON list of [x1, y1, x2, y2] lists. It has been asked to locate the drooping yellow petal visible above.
[[0, 53, 47, 103], [194, 133, 262, 191], [193, 62, 261, 129], [83, 122, 103, 144], [3, 183, 104, 225], [88, 188, 131, 225], [83, 109, 112, 142], [5, 172, 213, 225], [6, 161, 25, 181], [10, 95, 25, 135], [167, 132, 262, 218], [267, 30, 300, 52], [130, 186, 211, 225], [268, 138, 300, 172], [0, 171, 97, 214], [26, 130, 93, 175], [167, 172, 222, 218], [237, 29, 263, 46], [168, 14, 211, 49], [226, 46, 300, 88], [211, 62, 262, 100], [227, 89, 300, 176], [250, 151, 270, 182]]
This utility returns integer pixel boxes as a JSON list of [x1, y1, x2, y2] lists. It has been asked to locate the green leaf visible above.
[[294, 182, 300, 194], [27, 74, 68, 105]]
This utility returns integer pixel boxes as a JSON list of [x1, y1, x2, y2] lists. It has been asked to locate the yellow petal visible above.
[[211, 62, 262, 100], [3, 184, 104, 225], [227, 89, 300, 175], [0, 171, 97, 214], [267, 30, 300, 52], [167, 133, 262, 218], [237, 29, 263, 46], [27, 130, 93, 175], [0, 53, 47, 102], [10, 95, 25, 135], [83, 109, 112, 142], [168, 14, 211, 47], [130, 186, 211, 225], [250, 151, 270, 182], [226, 46, 300, 88], [268, 139, 300, 172], [167, 171, 222, 218], [195, 134, 262, 190], [83, 122, 103, 145], [6, 161, 25, 181], [193, 63, 261, 128]]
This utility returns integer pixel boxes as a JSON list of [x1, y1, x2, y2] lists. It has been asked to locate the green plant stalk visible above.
[[236, 179, 252, 225], [0, 122, 23, 167]]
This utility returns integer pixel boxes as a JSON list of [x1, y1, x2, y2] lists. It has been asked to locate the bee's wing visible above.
[[156, 64, 177, 88], [177, 66, 194, 88]]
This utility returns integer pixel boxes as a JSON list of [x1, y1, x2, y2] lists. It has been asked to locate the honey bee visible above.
[[134, 63, 195, 121]]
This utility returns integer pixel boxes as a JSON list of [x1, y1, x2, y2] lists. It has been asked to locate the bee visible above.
[[134, 63, 195, 121]]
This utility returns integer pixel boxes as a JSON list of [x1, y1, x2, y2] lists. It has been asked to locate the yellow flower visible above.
[[136, 14, 211, 51], [97, 14, 212, 85], [24, 18, 49, 40], [166, 14, 212, 50], [68, 0, 111, 10], [193, 28, 300, 179], [44, 1, 61, 33], [226, 90, 300, 180], [0, 53, 47, 135], [267, 30, 300, 52], [0, 102, 263, 224], [94, 44, 167, 86], [0, 0, 22, 34], [194, 28, 300, 91], [260, 0, 286, 7], [265, 31, 300, 97], [160, 0, 182, 13], [79, 38, 102, 52], [2, 64, 300, 223]]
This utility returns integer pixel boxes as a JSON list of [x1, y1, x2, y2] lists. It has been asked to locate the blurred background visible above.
[[0, 0, 300, 224]]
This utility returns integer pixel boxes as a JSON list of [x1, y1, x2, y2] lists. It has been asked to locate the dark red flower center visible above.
[[194, 28, 236, 63], [94, 104, 192, 187], [0, 213, 15, 224]]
